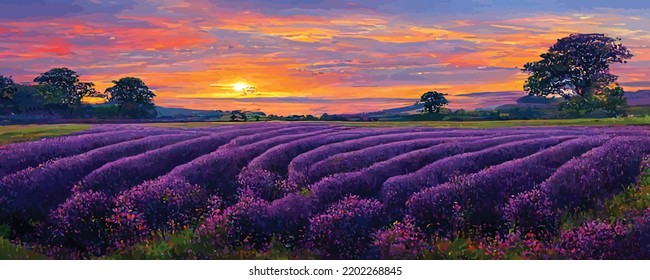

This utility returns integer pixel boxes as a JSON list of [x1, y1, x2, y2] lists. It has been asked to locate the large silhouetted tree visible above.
[[522, 33, 633, 115]]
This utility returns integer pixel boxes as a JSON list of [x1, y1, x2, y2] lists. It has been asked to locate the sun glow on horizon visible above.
[[233, 82, 250, 92]]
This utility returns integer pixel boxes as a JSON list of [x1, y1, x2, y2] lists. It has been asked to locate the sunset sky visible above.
[[1, 0, 649, 115]]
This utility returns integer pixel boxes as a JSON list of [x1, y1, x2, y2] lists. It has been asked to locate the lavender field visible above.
[[1, 123, 650, 260]]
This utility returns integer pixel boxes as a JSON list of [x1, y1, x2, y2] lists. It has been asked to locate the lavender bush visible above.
[[0, 133, 197, 226], [287, 129, 489, 185], [0, 128, 179, 177], [310, 134, 535, 211], [306, 196, 385, 259], [406, 136, 607, 236], [0, 124, 648, 260], [381, 136, 572, 218]]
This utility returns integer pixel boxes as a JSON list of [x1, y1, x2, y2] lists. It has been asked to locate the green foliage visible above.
[[319, 113, 348, 121], [266, 114, 320, 121], [299, 188, 311, 197], [34, 67, 95, 110], [91, 105, 123, 119], [106, 77, 155, 106], [0, 75, 18, 102], [230, 112, 249, 121], [0, 124, 91, 145], [420, 91, 449, 114], [11, 85, 46, 113], [523, 33, 633, 114], [106, 228, 301, 260], [562, 159, 650, 229], [0, 224, 10, 239], [599, 86, 627, 116], [105, 77, 157, 118], [107, 229, 200, 260], [0, 238, 48, 260], [557, 87, 627, 116]]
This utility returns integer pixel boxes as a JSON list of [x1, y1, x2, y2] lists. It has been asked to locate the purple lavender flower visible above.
[[47, 191, 113, 258], [199, 195, 272, 250], [407, 136, 606, 237], [0, 128, 178, 177], [110, 175, 208, 247], [306, 196, 385, 259], [555, 220, 629, 259], [310, 134, 536, 211], [381, 136, 572, 219], [0, 133, 196, 225], [372, 216, 430, 259], [541, 136, 650, 212], [503, 188, 560, 234], [289, 129, 489, 186]]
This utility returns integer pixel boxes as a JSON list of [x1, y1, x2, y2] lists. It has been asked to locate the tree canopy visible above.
[[420, 91, 449, 113], [106, 77, 155, 105], [522, 33, 633, 115], [105, 77, 156, 118], [33, 67, 96, 110]]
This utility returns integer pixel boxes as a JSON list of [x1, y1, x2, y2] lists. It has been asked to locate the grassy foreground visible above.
[[0, 124, 91, 145]]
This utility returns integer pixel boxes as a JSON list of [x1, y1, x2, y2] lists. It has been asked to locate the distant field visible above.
[[339, 116, 650, 128], [147, 116, 650, 129], [1, 117, 649, 145], [145, 122, 237, 128], [0, 124, 91, 145]]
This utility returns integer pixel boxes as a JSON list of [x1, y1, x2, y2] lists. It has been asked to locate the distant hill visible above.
[[469, 90, 650, 111], [516, 95, 559, 104], [368, 90, 650, 118], [155, 106, 224, 118], [380, 102, 422, 115], [456, 91, 522, 110], [625, 90, 650, 106]]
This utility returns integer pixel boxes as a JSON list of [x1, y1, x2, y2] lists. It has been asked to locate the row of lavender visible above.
[[209, 132, 650, 259], [0, 123, 649, 259]]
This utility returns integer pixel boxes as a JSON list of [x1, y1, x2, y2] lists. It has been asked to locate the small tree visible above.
[[105, 77, 156, 118], [0, 75, 18, 109], [420, 91, 449, 113], [522, 33, 633, 114], [34, 67, 94, 110]]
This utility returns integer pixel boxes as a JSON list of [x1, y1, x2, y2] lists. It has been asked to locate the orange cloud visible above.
[[1, 3, 649, 115]]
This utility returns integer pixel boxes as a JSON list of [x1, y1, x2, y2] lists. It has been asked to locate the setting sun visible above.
[[233, 82, 249, 92]]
